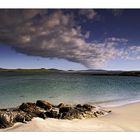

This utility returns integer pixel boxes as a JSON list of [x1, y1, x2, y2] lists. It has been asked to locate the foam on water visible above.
[[96, 99, 140, 108]]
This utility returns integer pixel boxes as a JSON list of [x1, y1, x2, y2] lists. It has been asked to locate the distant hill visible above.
[[78, 69, 107, 73], [66, 69, 140, 76], [47, 68, 63, 72], [0, 68, 48, 73], [77, 69, 123, 74], [0, 68, 65, 73], [0, 68, 139, 76]]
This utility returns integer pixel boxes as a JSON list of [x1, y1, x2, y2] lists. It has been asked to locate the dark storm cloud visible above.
[[0, 9, 139, 68]]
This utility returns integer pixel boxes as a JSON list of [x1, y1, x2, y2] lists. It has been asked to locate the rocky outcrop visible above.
[[58, 104, 107, 120], [59, 108, 83, 119], [45, 110, 58, 118], [59, 106, 73, 114], [0, 111, 32, 129], [0, 111, 15, 128], [38, 110, 58, 119], [19, 102, 42, 117], [14, 111, 32, 122], [0, 100, 111, 129]]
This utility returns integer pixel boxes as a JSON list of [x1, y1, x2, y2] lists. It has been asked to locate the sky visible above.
[[0, 9, 140, 70]]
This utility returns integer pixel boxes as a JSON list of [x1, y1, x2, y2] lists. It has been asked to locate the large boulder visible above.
[[0, 111, 33, 129], [36, 100, 52, 111], [38, 112, 47, 119], [38, 110, 58, 119], [59, 106, 72, 114], [59, 108, 83, 120], [19, 102, 41, 117], [0, 112, 14, 128], [14, 111, 33, 123], [45, 110, 58, 118], [58, 104, 105, 120]]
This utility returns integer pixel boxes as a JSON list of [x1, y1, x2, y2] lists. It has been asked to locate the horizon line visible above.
[[0, 67, 140, 71]]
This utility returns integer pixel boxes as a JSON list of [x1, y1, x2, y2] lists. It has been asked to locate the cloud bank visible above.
[[0, 9, 139, 68]]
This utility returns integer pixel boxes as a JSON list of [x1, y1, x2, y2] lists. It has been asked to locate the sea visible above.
[[0, 72, 140, 108]]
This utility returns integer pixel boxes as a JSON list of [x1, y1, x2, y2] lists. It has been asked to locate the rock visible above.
[[45, 110, 58, 118], [75, 104, 95, 112], [0, 112, 14, 128], [19, 102, 39, 112], [14, 112, 33, 123], [58, 103, 110, 120], [82, 104, 94, 111], [94, 112, 98, 117], [19, 102, 41, 117], [38, 112, 47, 119], [36, 100, 52, 110], [38, 110, 58, 119], [75, 104, 86, 112], [57, 103, 65, 108], [81, 111, 95, 118], [59, 106, 72, 114], [24, 114, 33, 121], [59, 108, 83, 120], [96, 111, 104, 115], [0, 108, 10, 111], [0, 110, 33, 129], [76, 104, 82, 108], [58, 104, 104, 120], [14, 114, 25, 123], [59, 105, 86, 120], [108, 110, 112, 113]]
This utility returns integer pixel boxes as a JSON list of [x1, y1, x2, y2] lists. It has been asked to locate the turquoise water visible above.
[[0, 72, 140, 108]]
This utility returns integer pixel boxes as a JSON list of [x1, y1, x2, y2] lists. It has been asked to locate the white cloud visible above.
[[105, 37, 128, 43], [122, 46, 140, 60], [85, 31, 90, 39], [0, 9, 139, 68]]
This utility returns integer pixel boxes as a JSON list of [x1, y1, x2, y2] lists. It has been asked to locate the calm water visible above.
[[0, 72, 140, 108]]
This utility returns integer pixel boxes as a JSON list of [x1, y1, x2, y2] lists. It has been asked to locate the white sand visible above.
[[1, 102, 140, 132]]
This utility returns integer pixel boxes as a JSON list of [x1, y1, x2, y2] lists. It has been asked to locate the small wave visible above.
[[97, 99, 140, 108]]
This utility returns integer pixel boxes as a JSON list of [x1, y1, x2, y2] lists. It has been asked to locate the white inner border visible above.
[[0, 0, 140, 8], [0, 0, 140, 139]]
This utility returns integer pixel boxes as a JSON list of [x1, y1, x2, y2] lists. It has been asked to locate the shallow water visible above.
[[0, 72, 140, 108]]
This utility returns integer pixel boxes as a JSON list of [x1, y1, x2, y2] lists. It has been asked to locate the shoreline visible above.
[[1, 102, 140, 132], [1, 97, 140, 109], [97, 99, 140, 108]]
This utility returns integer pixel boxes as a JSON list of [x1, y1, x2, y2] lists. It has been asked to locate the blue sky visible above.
[[0, 44, 86, 70], [0, 9, 140, 70]]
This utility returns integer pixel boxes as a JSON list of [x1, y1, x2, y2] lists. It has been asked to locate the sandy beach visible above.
[[1, 102, 140, 132]]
